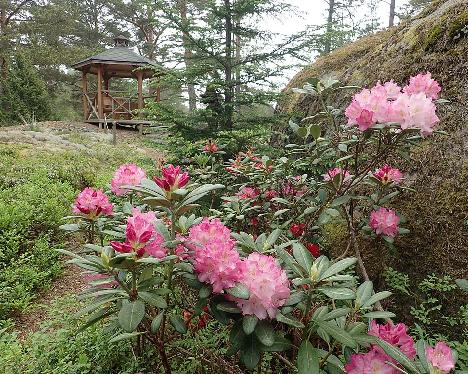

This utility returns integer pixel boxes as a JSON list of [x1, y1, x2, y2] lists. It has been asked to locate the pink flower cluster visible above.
[[189, 218, 241, 293], [73, 187, 113, 219], [346, 321, 415, 374], [234, 253, 290, 320], [373, 165, 403, 184], [110, 209, 167, 258], [236, 186, 260, 199], [188, 219, 290, 319], [345, 73, 440, 136], [369, 207, 400, 237], [111, 164, 146, 196], [323, 167, 352, 183], [346, 322, 455, 374], [154, 164, 190, 192], [403, 72, 441, 100], [426, 342, 455, 373]]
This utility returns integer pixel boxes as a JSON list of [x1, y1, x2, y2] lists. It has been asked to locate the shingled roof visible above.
[[71, 36, 161, 78]]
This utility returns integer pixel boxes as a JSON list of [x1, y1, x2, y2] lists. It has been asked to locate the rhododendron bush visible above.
[[59, 74, 463, 373]]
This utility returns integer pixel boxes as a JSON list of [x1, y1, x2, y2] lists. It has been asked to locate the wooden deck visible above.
[[86, 119, 153, 126]]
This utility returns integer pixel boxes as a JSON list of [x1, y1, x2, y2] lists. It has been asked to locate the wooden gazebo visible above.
[[71, 35, 161, 130]]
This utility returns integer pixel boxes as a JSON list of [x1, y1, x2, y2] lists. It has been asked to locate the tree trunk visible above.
[[324, 0, 335, 54], [389, 0, 396, 27], [0, 4, 8, 95], [234, 11, 241, 98], [224, 0, 233, 129], [178, 0, 197, 111]]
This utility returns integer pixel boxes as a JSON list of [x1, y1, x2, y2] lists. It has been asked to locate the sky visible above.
[[262, 0, 410, 85]]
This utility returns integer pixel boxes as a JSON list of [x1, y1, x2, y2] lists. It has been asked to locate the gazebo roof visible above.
[[71, 36, 162, 79]]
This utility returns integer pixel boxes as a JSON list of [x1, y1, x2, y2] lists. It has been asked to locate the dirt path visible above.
[[13, 263, 88, 339], [5, 120, 167, 339]]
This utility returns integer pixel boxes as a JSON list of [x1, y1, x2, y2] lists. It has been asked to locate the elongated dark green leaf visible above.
[[319, 258, 357, 280], [226, 283, 250, 300], [331, 195, 351, 207], [317, 321, 357, 348], [374, 337, 421, 373], [242, 315, 258, 335], [240, 334, 261, 370], [292, 242, 313, 274], [363, 311, 395, 319], [181, 184, 224, 206], [151, 312, 164, 334], [255, 321, 275, 347], [262, 335, 292, 352], [416, 340, 430, 372], [356, 281, 374, 307], [324, 307, 351, 321], [456, 279, 468, 292], [298, 341, 319, 374], [363, 291, 392, 308], [118, 300, 145, 332], [138, 291, 167, 309], [169, 314, 187, 334], [276, 312, 305, 328], [109, 331, 145, 343], [59, 223, 80, 232], [216, 301, 241, 314], [319, 287, 355, 300]]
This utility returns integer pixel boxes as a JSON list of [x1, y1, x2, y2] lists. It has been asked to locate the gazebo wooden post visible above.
[[82, 71, 88, 120], [137, 71, 144, 135], [97, 64, 104, 129]]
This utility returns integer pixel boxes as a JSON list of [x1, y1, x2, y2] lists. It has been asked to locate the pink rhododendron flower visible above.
[[235, 253, 290, 320], [110, 211, 166, 258], [345, 347, 395, 374], [73, 187, 113, 219], [188, 218, 234, 249], [369, 208, 400, 237], [323, 167, 352, 183], [193, 240, 242, 293], [403, 72, 441, 100], [236, 186, 260, 199], [369, 321, 416, 359], [389, 92, 439, 136], [264, 189, 278, 200], [111, 164, 146, 196], [373, 165, 403, 184], [425, 342, 455, 373], [154, 164, 190, 191], [383, 80, 402, 99], [204, 140, 218, 153], [345, 85, 392, 130]]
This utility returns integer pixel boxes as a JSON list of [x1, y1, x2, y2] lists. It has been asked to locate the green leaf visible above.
[[317, 321, 356, 348], [319, 258, 357, 280], [240, 334, 261, 370], [363, 291, 392, 308], [109, 331, 145, 343], [276, 312, 305, 328], [262, 335, 292, 352], [324, 307, 351, 321], [374, 337, 421, 373], [298, 341, 319, 374], [59, 223, 80, 232], [362, 311, 395, 319], [181, 184, 224, 206], [292, 242, 313, 274], [309, 124, 321, 140], [416, 340, 430, 372], [151, 312, 164, 334], [226, 283, 250, 300], [319, 287, 355, 300], [199, 285, 212, 299], [169, 314, 187, 334], [118, 300, 145, 333], [331, 195, 351, 207], [242, 315, 258, 335], [356, 281, 374, 307], [254, 321, 275, 347], [138, 291, 167, 309], [216, 302, 241, 314]]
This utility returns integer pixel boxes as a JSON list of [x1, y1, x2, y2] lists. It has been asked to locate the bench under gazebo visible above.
[[72, 35, 161, 132]]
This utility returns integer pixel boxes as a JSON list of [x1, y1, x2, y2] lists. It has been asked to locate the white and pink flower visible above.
[[369, 207, 400, 237], [111, 164, 146, 196]]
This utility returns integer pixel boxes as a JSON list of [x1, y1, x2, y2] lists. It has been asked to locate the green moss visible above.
[[448, 9, 468, 39], [423, 24, 445, 50]]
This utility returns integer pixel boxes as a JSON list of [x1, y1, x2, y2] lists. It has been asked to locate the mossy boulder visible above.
[[279, 0, 468, 282]]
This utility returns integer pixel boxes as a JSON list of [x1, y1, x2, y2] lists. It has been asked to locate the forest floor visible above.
[[1, 120, 166, 339]]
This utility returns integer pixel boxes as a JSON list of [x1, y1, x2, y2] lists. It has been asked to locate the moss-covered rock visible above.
[[279, 0, 468, 282]]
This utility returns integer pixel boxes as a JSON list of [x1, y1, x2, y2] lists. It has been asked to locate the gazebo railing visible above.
[[83, 90, 157, 120]]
